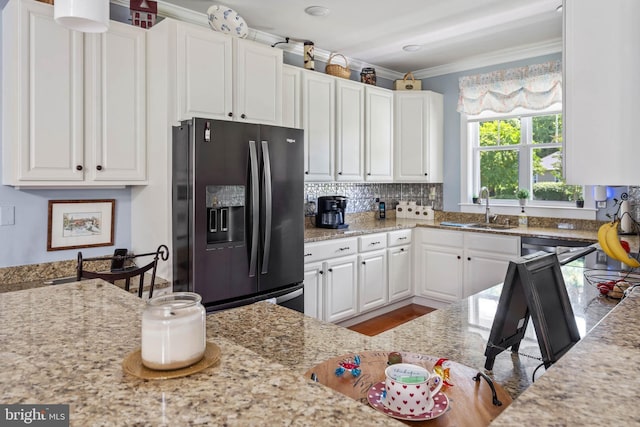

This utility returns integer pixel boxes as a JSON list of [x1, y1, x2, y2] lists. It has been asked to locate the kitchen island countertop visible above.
[[2, 251, 638, 425]]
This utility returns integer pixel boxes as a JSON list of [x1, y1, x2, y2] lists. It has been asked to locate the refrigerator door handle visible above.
[[261, 140, 272, 274], [273, 287, 303, 305], [249, 140, 259, 278]]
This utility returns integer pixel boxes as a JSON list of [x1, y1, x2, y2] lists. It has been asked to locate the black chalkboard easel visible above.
[[484, 252, 580, 370]]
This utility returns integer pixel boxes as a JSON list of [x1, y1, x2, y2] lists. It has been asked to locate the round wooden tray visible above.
[[122, 342, 221, 380], [304, 351, 512, 426]]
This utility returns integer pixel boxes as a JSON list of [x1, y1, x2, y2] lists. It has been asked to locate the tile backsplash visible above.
[[627, 186, 640, 221], [304, 183, 443, 214]]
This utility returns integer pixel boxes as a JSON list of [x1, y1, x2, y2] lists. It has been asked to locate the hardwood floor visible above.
[[347, 304, 436, 336]]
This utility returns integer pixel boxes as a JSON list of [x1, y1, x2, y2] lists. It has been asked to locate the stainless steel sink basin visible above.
[[464, 223, 517, 230], [439, 221, 517, 230]]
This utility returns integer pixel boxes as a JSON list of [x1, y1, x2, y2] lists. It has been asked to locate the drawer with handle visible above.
[[303, 238, 358, 263], [358, 233, 387, 252], [388, 229, 412, 247]]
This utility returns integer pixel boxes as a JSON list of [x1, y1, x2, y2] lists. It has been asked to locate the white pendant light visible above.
[[54, 0, 110, 33]]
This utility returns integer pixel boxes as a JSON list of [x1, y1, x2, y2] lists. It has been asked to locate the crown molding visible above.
[[111, 0, 404, 81], [412, 38, 563, 79], [111, 1, 560, 82]]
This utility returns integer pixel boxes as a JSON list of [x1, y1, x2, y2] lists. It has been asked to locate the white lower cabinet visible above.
[[417, 240, 464, 302], [324, 255, 359, 323], [358, 249, 388, 313], [303, 262, 323, 320], [463, 232, 521, 297], [302, 237, 358, 321], [304, 230, 415, 323], [415, 228, 519, 303], [387, 229, 413, 302], [388, 244, 413, 302]]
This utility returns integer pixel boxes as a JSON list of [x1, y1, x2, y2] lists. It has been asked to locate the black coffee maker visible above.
[[316, 196, 348, 229]]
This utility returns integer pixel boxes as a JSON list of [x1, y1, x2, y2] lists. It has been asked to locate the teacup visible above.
[[383, 363, 443, 415]]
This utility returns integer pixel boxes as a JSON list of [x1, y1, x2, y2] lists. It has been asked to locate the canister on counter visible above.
[[360, 67, 376, 85]]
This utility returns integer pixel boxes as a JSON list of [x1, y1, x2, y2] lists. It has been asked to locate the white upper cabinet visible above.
[[297, 71, 392, 183], [365, 86, 393, 181], [302, 70, 335, 181], [394, 91, 443, 182], [282, 64, 301, 129], [84, 21, 147, 182], [335, 79, 365, 181], [1, 0, 146, 186], [175, 22, 232, 122], [563, 0, 640, 185], [233, 38, 283, 125], [174, 21, 282, 125]]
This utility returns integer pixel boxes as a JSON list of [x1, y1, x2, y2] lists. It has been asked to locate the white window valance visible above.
[[457, 60, 562, 115]]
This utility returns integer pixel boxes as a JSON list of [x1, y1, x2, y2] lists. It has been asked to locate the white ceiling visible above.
[[144, 0, 563, 79]]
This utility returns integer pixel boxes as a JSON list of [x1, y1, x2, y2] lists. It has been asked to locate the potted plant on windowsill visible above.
[[575, 196, 584, 208], [516, 188, 529, 207], [472, 194, 480, 204]]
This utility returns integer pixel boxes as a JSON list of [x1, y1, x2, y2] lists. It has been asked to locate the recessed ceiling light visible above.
[[402, 44, 422, 52], [305, 6, 330, 17]]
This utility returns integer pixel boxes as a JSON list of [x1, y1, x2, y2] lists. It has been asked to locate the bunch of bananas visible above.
[[597, 220, 640, 268]]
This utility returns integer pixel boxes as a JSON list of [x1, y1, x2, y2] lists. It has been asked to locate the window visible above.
[[468, 108, 582, 203]]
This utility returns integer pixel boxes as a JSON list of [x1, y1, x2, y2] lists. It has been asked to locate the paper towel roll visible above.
[[621, 201, 633, 233]]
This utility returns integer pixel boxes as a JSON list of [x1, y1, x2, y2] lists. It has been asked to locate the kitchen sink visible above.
[[440, 221, 517, 230], [465, 223, 517, 230]]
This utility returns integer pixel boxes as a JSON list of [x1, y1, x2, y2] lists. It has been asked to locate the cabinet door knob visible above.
[[328, 268, 333, 272], [96, 165, 103, 171], [76, 165, 83, 171], [400, 248, 405, 252], [338, 172, 342, 175], [305, 171, 309, 175], [467, 257, 471, 261], [241, 113, 246, 119], [424, 173, 428, 176], [361, 261, 366, 265], [319, 270, 324, 275], [457, 255, 461, 259], [228, 112, 233, 117], [367, 172, 371, 176]]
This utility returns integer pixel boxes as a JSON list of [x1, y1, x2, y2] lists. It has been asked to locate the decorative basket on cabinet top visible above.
[[325, 53, 351, 79], [394, 72, 422, 90]]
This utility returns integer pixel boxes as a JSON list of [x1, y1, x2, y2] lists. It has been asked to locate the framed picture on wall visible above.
[[47, 199, 115, 251]]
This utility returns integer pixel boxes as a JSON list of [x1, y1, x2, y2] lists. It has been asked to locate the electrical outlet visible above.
[[0, 205, 15, 226]]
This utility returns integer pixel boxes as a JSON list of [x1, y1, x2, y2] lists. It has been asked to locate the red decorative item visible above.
[[620, 239, 631, 253], [433, 358, 453, 387], [130, 0, 157, 29]]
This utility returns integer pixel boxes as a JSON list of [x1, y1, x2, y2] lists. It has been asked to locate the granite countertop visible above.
[[2, 250, 638, 425], [0, 280, 398, 426], [304, 214, 603, 244]]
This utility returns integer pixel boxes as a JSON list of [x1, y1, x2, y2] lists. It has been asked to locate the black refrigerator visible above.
[[172, 118, 304, 313]]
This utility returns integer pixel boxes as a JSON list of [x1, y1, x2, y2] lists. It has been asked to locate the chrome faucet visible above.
[[480, 186, 491, 223]]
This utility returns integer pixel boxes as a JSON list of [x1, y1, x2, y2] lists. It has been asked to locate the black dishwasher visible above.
[[521, 236, 595, 264]]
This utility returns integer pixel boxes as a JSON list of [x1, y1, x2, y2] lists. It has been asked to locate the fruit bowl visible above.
[[584, 269, 639, 299]]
